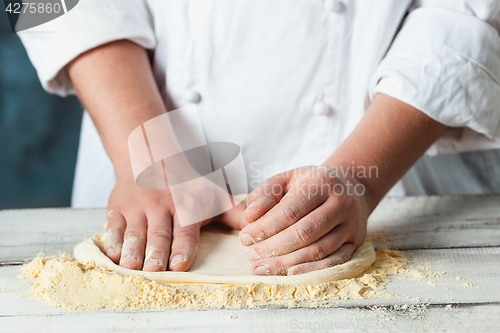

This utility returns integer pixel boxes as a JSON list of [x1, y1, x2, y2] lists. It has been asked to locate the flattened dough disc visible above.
[[74, 225, 375, 286]]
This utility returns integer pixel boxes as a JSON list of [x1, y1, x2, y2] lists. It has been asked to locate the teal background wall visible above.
[[0, 9, 82, 209]]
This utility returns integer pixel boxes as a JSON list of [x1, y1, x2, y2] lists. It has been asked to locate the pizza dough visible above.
[[22, 237, 407, 310], [74, 225, 376, 285]]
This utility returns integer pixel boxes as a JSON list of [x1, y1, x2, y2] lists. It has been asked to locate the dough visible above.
[[22, 240, 407, 310], [74, 225, 376, 285]]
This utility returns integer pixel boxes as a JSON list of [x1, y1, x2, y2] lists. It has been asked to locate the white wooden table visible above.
[[1, 195, 499, 332]]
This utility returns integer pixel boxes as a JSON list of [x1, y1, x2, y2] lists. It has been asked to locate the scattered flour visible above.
[[19, 247, 408, 311]]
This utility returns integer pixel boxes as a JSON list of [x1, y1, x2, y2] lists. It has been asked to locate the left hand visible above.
[[102, 173, 248, 273], [239, 165, 370, 275]]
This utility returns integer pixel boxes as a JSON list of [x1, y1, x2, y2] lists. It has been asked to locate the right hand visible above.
[[101, 175, 248, 272]]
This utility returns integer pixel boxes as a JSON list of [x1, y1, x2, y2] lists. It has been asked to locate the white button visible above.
[[313, 101, 329, 116], [184, 89, 201, 104], [323, 0, 344, 13]]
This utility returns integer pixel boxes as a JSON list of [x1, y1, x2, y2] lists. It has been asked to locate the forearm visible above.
[[323, 93, 448, 212], [66, 40, 166, 180]]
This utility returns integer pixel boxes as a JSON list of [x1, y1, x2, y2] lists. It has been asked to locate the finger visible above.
[[249, 224, 349, 275], [287, 242, 355, 275], [240, 174, 330, 246], [245, 198, 342, 260], [169, 214, 201, 272], [240, 189, 328, 246], [102, 210, 126, 264], [119, 213, 147, 270], [241, 172, 290, 224], [217, 201, 248, 230], [143, 211, 173, 272]]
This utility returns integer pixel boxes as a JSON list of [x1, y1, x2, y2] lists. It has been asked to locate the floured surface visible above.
[[19, 246, 407, 310], [4, 196, 500, 332], [74, 226, 376, 285]]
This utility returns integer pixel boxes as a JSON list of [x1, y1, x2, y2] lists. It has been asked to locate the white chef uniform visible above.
[[18, 0, 500, 208]]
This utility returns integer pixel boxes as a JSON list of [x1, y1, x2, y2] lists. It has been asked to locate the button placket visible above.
[[322, 0, 348, 118]]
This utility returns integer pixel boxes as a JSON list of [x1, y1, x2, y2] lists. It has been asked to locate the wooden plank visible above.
[[0, 208, 106, 262], [368, 194, 500, 250], [371, 194, 500, 221], [0, 303, 498, 333], [1, 195, 500, 263], [383, 247, 500, 304]]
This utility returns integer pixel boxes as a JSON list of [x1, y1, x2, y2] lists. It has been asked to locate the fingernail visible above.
[[101, 230, 111, 242], [106, 247, 119, 258], [240, 233, 254, 246], [143, 259, 160, 271], [246, 201, 257, 209], [254, 266, 269, 276], [120, 254, 137, 264], [170, 255, 185, 266], [247, 249, 260, 261]]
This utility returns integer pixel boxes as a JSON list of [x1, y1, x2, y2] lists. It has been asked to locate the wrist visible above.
[[111, 152, 136, 184], [320, 161, 381, 214]]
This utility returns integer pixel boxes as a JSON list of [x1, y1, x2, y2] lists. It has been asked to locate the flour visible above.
[[19, 246, 407, 311]]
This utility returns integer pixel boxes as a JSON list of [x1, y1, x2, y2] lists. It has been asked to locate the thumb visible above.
[[216, 201, 248, 230]]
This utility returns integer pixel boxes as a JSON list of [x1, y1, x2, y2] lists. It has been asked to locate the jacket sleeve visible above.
[[369, 0, 500, 155], [17, 0, 156, 96]]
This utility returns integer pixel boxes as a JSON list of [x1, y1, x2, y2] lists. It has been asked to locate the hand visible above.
[[239, 165, 369, 276], [101, 175, 247, 272]]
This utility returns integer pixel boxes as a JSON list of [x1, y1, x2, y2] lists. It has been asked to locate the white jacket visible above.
[[19, 0, 500, 207]]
